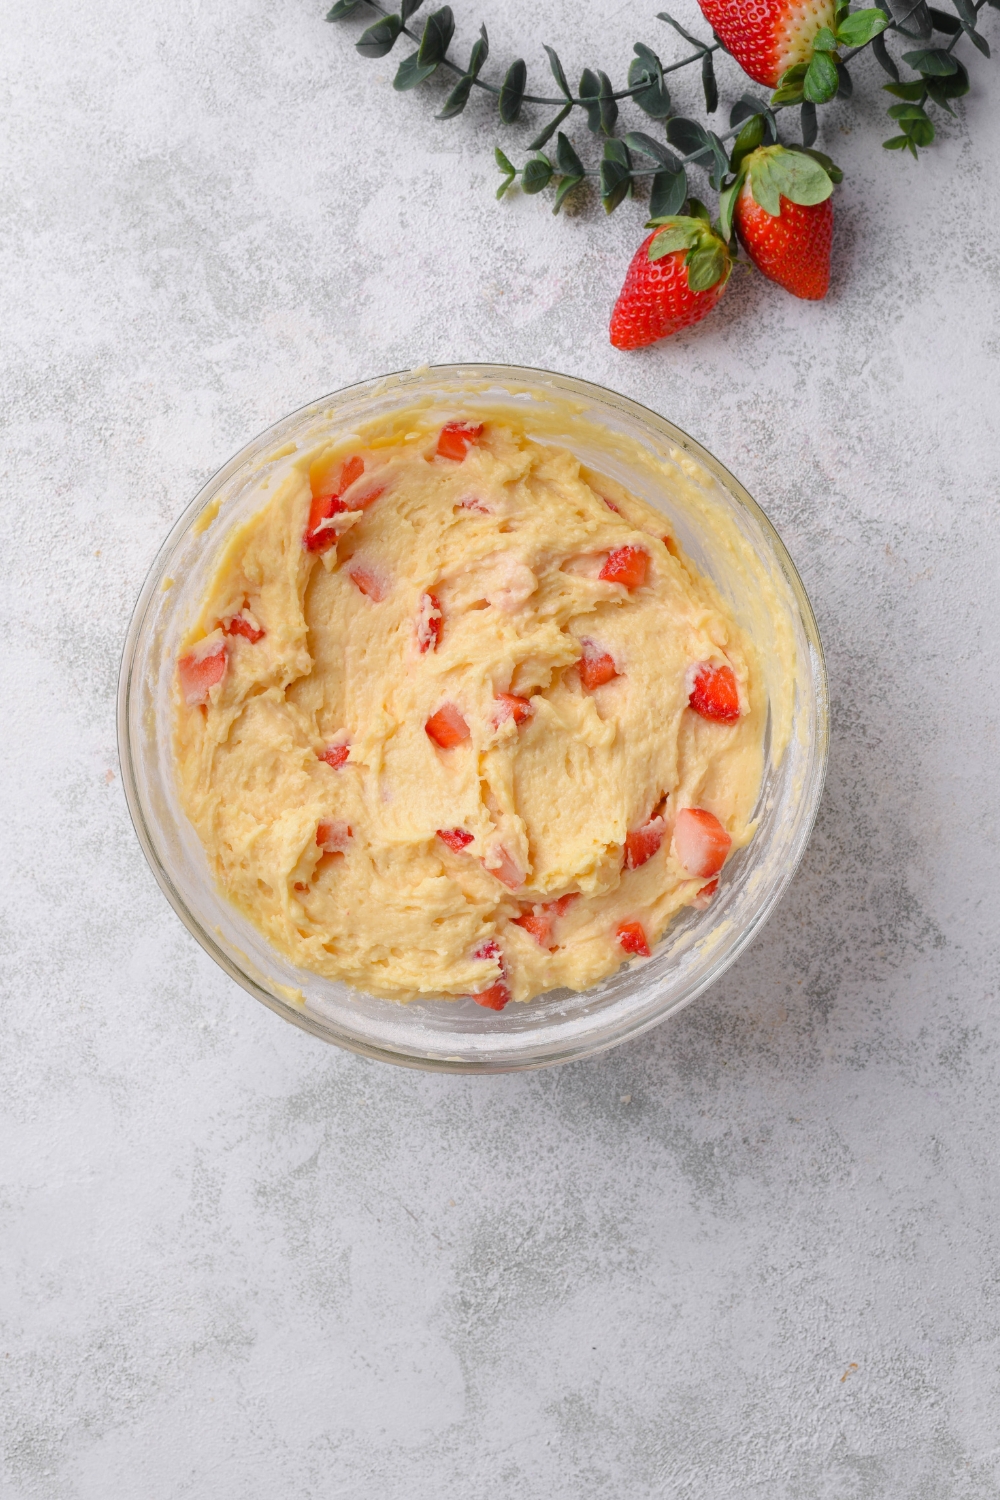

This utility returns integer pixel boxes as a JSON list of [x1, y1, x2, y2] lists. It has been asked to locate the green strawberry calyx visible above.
[[717, 145, 838, 243], [644, 213, 732, 295]]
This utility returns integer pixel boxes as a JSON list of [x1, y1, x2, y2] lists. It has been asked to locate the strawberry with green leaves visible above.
[[696, 0, 889, 102], [609, 202, 731, 350], [719, 139, 838, 301]]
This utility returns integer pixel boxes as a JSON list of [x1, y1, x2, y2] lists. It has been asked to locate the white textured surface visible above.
[[3, 1, 1000, 1494]]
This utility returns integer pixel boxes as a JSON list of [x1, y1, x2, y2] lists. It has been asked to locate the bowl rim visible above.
[[117, 361, 829, 1072]]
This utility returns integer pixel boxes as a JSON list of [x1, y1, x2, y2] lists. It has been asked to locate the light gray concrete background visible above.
[[3, 0, 1000, 1494]]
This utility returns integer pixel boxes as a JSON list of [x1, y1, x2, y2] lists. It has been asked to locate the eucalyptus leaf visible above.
[[499, 58, 527, 122], [686, 246, 726, 292], [871, 32, 900, 77], [836, 59, 854, 97], [904, 114, 935, 144], [687, 197, 711, 223], [553, 174, 584, 212], [702, 50, 718, 111], [927, 4, 961, 28], [544, 44, 573, 99], [625, 132, 679, 168], [394, 51, 438, 88], [496, 173, 516, 199], [418, 7, 455, 65], [887, 101, 929, 117], [599, 155, 632, 213], [880, 0, 933, 37], [628, 53, 672, 117], [649, 167, 688, 217], [357, 13, 402, 58], [730, 94, 778, 140], [401, 0, 425, 19], [468, 26, 489, 76], [522, 157, 554, 194], [438, 73, 475, 117], [926, 56, 968, 93], [883, 133, 912, 148], [326, 0, 363, 19], [799, 100, 817, 144], [705, 131, 729, 189], [656, 10, 707, 49], [901, 45, 958, 71], [579, 69, 603, 133], [835, 6, 890, 44], [804, 50, 840, 101], [556, 132, 584, 177], [598, 71, 619, 133], [495, 146, 516, 174], [666, 116, 714, 167], [528, 103, 573, 152]]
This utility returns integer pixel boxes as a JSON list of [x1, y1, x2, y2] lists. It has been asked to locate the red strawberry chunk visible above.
[[468, 938, 510, 1010], [546, 893, 579, 919], [221, 610, 265, 644], [674, 807, 732, 878], [617, 921, 651, 958], [512, 909, 553, 947], [178, 640, 227, 706], [437, 422, 484, 461], [349, 565, 388, 601], [691, 878, 719, 910], [624, 815, 665, 871], [425, 703, 470, 748], [436, 827, 474, 852], [483, 845, 523, 891], [603, 497, 622, 514], [416, 592, 443, 653], [458, 496, 490, 514], [688, 662, 741, 723], [578, 640, 619, 690], [493, 691, 534, 727], [304, 454, 366, 551], [319, 743, 350, 769], [599, 546, 648, 590], [316, 818, 352, 853]]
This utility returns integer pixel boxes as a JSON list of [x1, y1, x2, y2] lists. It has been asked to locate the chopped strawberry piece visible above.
[[482, 845, 523, 890], [599, 545, 648, 589], [304, 454, 365, 551], [319, 743, 350, 769], [416, 591, 443, 653], [493, 691, 534, 727], [603, 497, 622, 514], [691, 878, 719, 910], [473, 982, 510, 1010], [546, 893, 579, 918], [617, 920, 651, 958], [624, 815, 665, 871], [425, 703, 470, 748], [221, 609, 265, 644], [316, 819, 352, 853], [436, 827, 474, 852], [348, 565, 388, 601], [687, 662, 741, 724], [437, 422, 484, 461], [674, 807, 732, 878], [468, 938, 510, 1010], [578, 639, 619, 690], [177, 640, 227, 706], [458, 496, 490, 514], [512, 909, 553, 947]]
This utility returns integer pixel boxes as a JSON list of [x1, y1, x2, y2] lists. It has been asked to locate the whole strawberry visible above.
[[609, 211, 732, 350], [696, 0, 835, 87], [722, 145, 835, 300]]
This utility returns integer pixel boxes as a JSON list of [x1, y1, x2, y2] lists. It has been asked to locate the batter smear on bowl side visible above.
[[173, 416, 766, 1006]]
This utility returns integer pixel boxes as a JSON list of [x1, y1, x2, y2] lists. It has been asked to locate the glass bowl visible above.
[[118, 364, 828, 1072]]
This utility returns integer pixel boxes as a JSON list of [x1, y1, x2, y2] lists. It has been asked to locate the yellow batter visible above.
[[173, 415, 766, 1004]]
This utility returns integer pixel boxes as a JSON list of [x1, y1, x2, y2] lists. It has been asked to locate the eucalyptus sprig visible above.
[[326, 0, 994, 213]]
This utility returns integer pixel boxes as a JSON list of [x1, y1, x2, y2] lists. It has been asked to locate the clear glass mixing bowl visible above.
[[118, 364, 828, 1072]]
